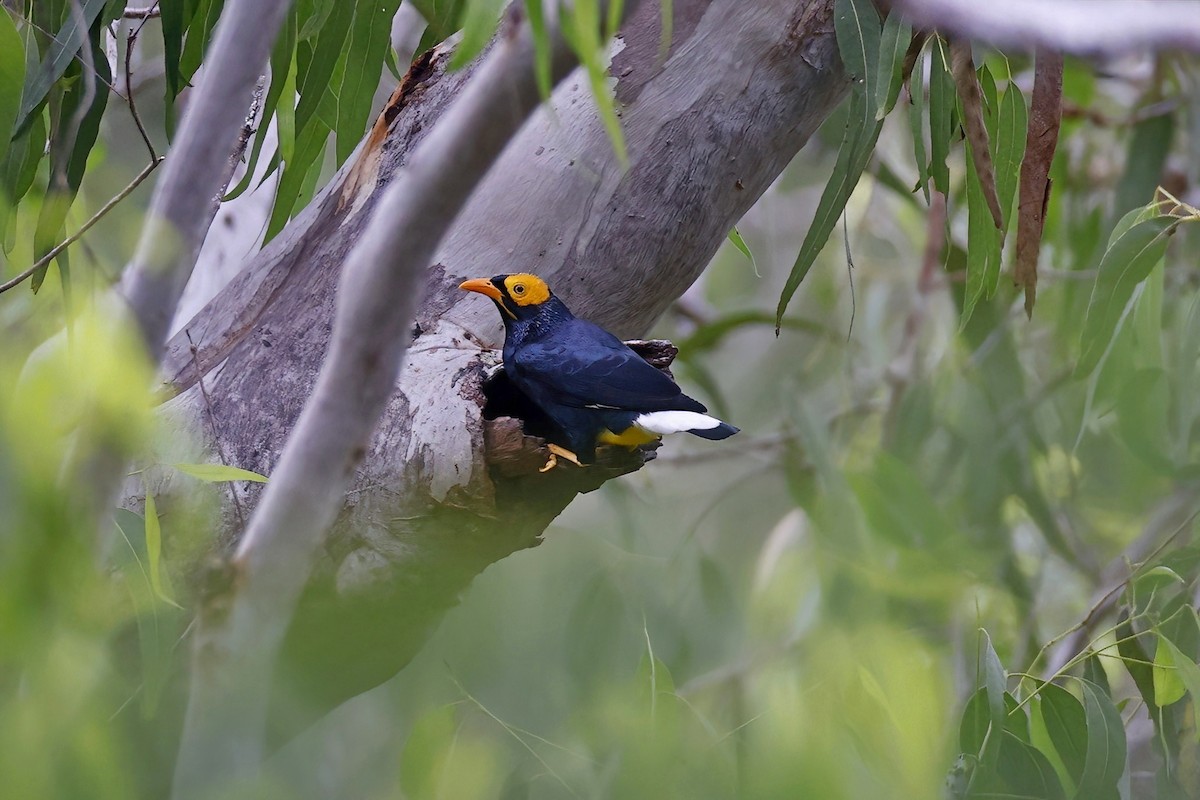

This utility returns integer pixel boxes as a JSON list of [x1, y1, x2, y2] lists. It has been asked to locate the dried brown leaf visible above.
[[1013, 49, 1064, 318], [950, 40, 1003, 230]]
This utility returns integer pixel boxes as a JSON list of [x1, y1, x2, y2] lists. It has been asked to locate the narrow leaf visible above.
[[927, 36, 955, 195], [874, 13, 911, 120], [1114, 112, 1174, 220], [173, 462, 269, 483], [908, 46, 929, 200], [992, 82, 1028, 231], [15, 0, 108, 134], [1075, 215, 1177, 378], [335, 0, 403, 164], [224, 6, 298, 202], [0, 9, 25, 160], [143, 493, 182, 608], [776, 90, 883, 327], [834, 0, 882, 95], [727, 226, 759, 277], [961, 142, 1001, 325], [449, 0, 506, 70]]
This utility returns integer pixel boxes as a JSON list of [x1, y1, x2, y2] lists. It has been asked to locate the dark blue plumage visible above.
[[461, 273, 737, 464]]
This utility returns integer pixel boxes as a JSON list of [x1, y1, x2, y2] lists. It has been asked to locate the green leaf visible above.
[[172, 463, 269, 483], [142, 492, 181, 608], [1116, 368, 1174, 473], [400, 704, 459, 799], [873, 13, 910, 120], [336, 0, 404, 164], [179, 0, 225, 87], [561, 0, 628, 167], [1075, 215, 1178, 378], [927, 36, 955, 195], [961, 138, 1002, 326], [1033, 683, 1088, 795], [959, 686, 991, 756], [526, 0, 552, 98], [834, 0, 882, 93], [976, 628, 1007, 724], [295, 0, 354, 134], [0, 9, 25, 161], [14, 0, 108, 136], [1154, 634, 1188, 707], [1158, 634, 1200, 717], [160, 0, 186, 100], [775, 90, 883, 326], [224, 6, 298, 202], [1075, 679, 1127, 798], [409, 0, 466, 41], [992, 82, 1028, 231], [727, 226, 759, 277], [908, 46, 929, 200], [449, 0, 506, 70], [995, 730, 1067, 800], [848, 452, 959, 547], [31, 34, 111, 292], [265, 118, 330, 241], [1114, 112, 1174, 220]]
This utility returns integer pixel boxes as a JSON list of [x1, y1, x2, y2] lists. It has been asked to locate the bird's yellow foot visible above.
[[540, 443, 584, 472]]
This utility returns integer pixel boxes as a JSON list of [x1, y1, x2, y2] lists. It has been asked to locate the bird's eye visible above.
[[513, 284, 525, 295]]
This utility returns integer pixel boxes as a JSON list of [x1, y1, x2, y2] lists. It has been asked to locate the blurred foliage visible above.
[[3, 1, 1200, 799]]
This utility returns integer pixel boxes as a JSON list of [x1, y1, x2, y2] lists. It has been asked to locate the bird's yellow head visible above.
[[459, 273, 551, 320]]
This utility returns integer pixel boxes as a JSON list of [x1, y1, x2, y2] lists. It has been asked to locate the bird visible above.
[[460, 273, 738, 471]]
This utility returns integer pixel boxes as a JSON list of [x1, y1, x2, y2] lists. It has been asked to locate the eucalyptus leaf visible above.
[[873, 14, 910, 120], [172, 463, 269, 483], [1075, 215, 1178, 378], [1035, 683, 1087, 795], [0, 10, 25, 161], [1075, 679, 1127, 798], [14, 0, 108, 135]]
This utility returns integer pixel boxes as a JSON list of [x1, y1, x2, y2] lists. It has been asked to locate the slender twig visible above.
[[1037, 500, 1200, 677], [125, 8, 159, 161], [123, 5, 161, 18], [0, 157, 164, 295]]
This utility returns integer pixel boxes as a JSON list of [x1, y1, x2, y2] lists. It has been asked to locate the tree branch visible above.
[[118, 0, 291, 362], [890, 0, 1200, 55], [169, 3, 639, 796]]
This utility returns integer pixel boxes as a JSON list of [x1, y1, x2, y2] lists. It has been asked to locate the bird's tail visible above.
[[634, 411, 739, 440], [688, 421, 739, 440]]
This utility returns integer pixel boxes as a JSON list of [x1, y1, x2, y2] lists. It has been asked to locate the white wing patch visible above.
[[634, 410, 723, 435]]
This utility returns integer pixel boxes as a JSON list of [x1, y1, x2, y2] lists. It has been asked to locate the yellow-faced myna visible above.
[[461, 273, 738, 470]]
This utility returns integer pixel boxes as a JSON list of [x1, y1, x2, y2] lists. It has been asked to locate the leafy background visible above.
[[2, 0, 1200, 798]]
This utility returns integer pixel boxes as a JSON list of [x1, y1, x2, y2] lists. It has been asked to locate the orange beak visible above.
[[459, 278, 503, 302]]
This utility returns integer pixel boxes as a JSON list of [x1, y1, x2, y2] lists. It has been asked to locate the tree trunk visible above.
[[136, 0, 848, 738]]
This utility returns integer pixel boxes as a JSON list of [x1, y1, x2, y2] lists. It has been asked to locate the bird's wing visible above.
[[511, 322, 706, 413]]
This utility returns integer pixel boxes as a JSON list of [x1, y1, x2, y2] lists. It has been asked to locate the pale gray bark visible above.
[[169, 4, 637, 797], [892, 0, 1200, 55], [139, 0, 848, 745], [119, 0, 292, 360]]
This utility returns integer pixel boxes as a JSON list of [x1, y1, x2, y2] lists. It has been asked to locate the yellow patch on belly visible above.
[[597, 427, 661, 448]]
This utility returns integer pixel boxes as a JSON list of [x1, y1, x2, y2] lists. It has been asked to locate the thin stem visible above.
[[0, 158, 164, 295]]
